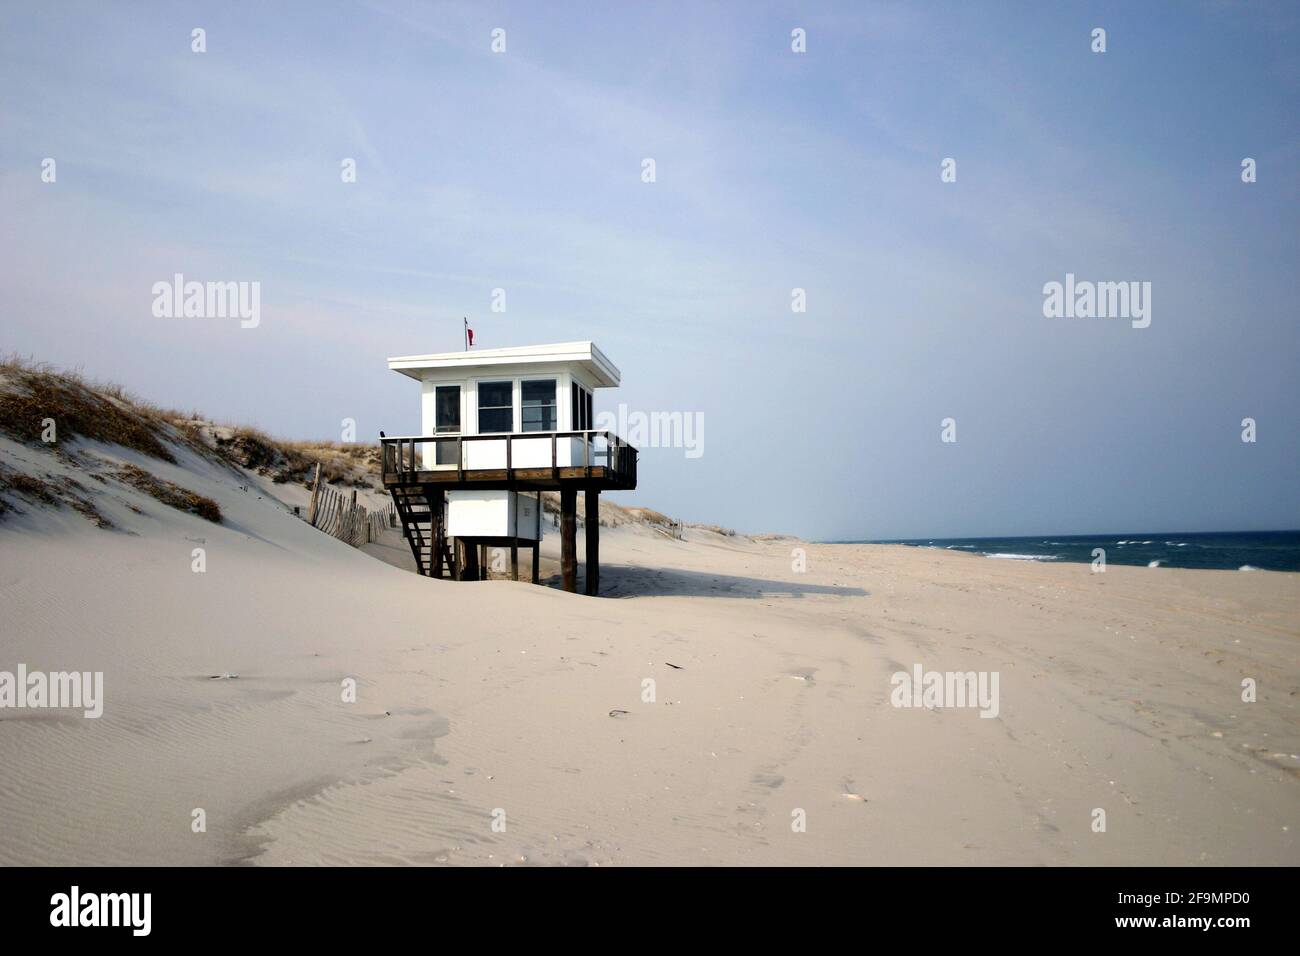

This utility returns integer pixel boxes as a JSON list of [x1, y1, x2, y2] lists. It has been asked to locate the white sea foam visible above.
[[1147, 560, 1163, 568], [985, 553, 1058, 561], [1238, 565, 1260, 572]]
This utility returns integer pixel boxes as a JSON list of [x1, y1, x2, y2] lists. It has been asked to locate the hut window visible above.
[[521, 379, 557, 432], [477, 380, 514, 433], [571, 383, 593, 430]]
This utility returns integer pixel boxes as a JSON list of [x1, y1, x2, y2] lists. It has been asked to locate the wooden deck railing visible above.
[[380, 430, 637, 487]]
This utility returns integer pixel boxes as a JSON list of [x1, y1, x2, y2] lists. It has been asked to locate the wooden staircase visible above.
[[390, 486, 451, 577]]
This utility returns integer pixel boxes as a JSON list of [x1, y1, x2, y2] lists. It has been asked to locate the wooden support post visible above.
[[532, 492, 541, 585], [461, 539, 478, 581], [560, 488, 577, 592], [585, 489, 600, 596], [479, 544, 488, 581], [510, 541, 519, 581]]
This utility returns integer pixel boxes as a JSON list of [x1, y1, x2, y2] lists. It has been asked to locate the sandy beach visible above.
[[1, 432, 1296, 867]]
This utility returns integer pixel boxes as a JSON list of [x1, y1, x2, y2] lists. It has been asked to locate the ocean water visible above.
[[854, 530, 1300, 572]]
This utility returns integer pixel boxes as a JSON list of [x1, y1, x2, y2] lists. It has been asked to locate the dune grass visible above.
[[0, 356, 381, 491], [112, 464, 221, 523], [0, 461, 113, 527], [213, 426, 379, 489], [0, 356, 177, 462]]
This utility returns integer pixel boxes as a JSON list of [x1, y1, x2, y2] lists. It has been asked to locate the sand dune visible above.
[[1, 430, 1297, 865]]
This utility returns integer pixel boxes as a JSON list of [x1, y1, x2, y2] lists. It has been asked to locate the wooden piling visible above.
[[584, 489, 599, 596], [307, 463, 323, 525], [560, 488, 577, 592], [460, 539, 478, 581]]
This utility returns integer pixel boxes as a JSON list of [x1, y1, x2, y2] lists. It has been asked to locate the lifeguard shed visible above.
[[380, 341, 637, 595]]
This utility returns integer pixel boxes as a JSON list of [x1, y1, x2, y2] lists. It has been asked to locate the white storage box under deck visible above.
[[446, 490, 543, 541]]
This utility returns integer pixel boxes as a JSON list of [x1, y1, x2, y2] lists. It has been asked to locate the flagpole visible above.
[[463, 317, 467, 351]]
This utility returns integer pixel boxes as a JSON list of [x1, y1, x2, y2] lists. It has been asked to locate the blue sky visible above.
[[2, 1, 1296, 539]]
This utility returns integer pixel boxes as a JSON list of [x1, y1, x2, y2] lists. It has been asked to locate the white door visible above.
[[431, 383, 462, 470]]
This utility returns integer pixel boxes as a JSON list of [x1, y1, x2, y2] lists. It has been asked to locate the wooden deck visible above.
[[380, 431, 637, 491], [378, 431, 636, 594], [382, 465, 630, 490]]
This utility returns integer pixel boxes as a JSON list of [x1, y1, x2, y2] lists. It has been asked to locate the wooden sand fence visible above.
[[654, 519, 684, 540], [303, 463, 396, 548]]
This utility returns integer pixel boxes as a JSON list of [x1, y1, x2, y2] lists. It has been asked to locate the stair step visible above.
[[387, 487, 448, 578]]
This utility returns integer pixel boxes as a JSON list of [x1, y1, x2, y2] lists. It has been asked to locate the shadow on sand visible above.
[[576, 564, 869, 599]]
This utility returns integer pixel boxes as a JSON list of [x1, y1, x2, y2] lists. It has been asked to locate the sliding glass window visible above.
[[522, 379, 557, 432], [477, 381, 514, 433]]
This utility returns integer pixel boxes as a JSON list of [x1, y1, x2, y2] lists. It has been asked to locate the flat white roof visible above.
[[387, 340, 621, 387]]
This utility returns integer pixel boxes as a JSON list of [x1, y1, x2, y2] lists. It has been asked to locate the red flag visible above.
[[467, 327, 475, 347]]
